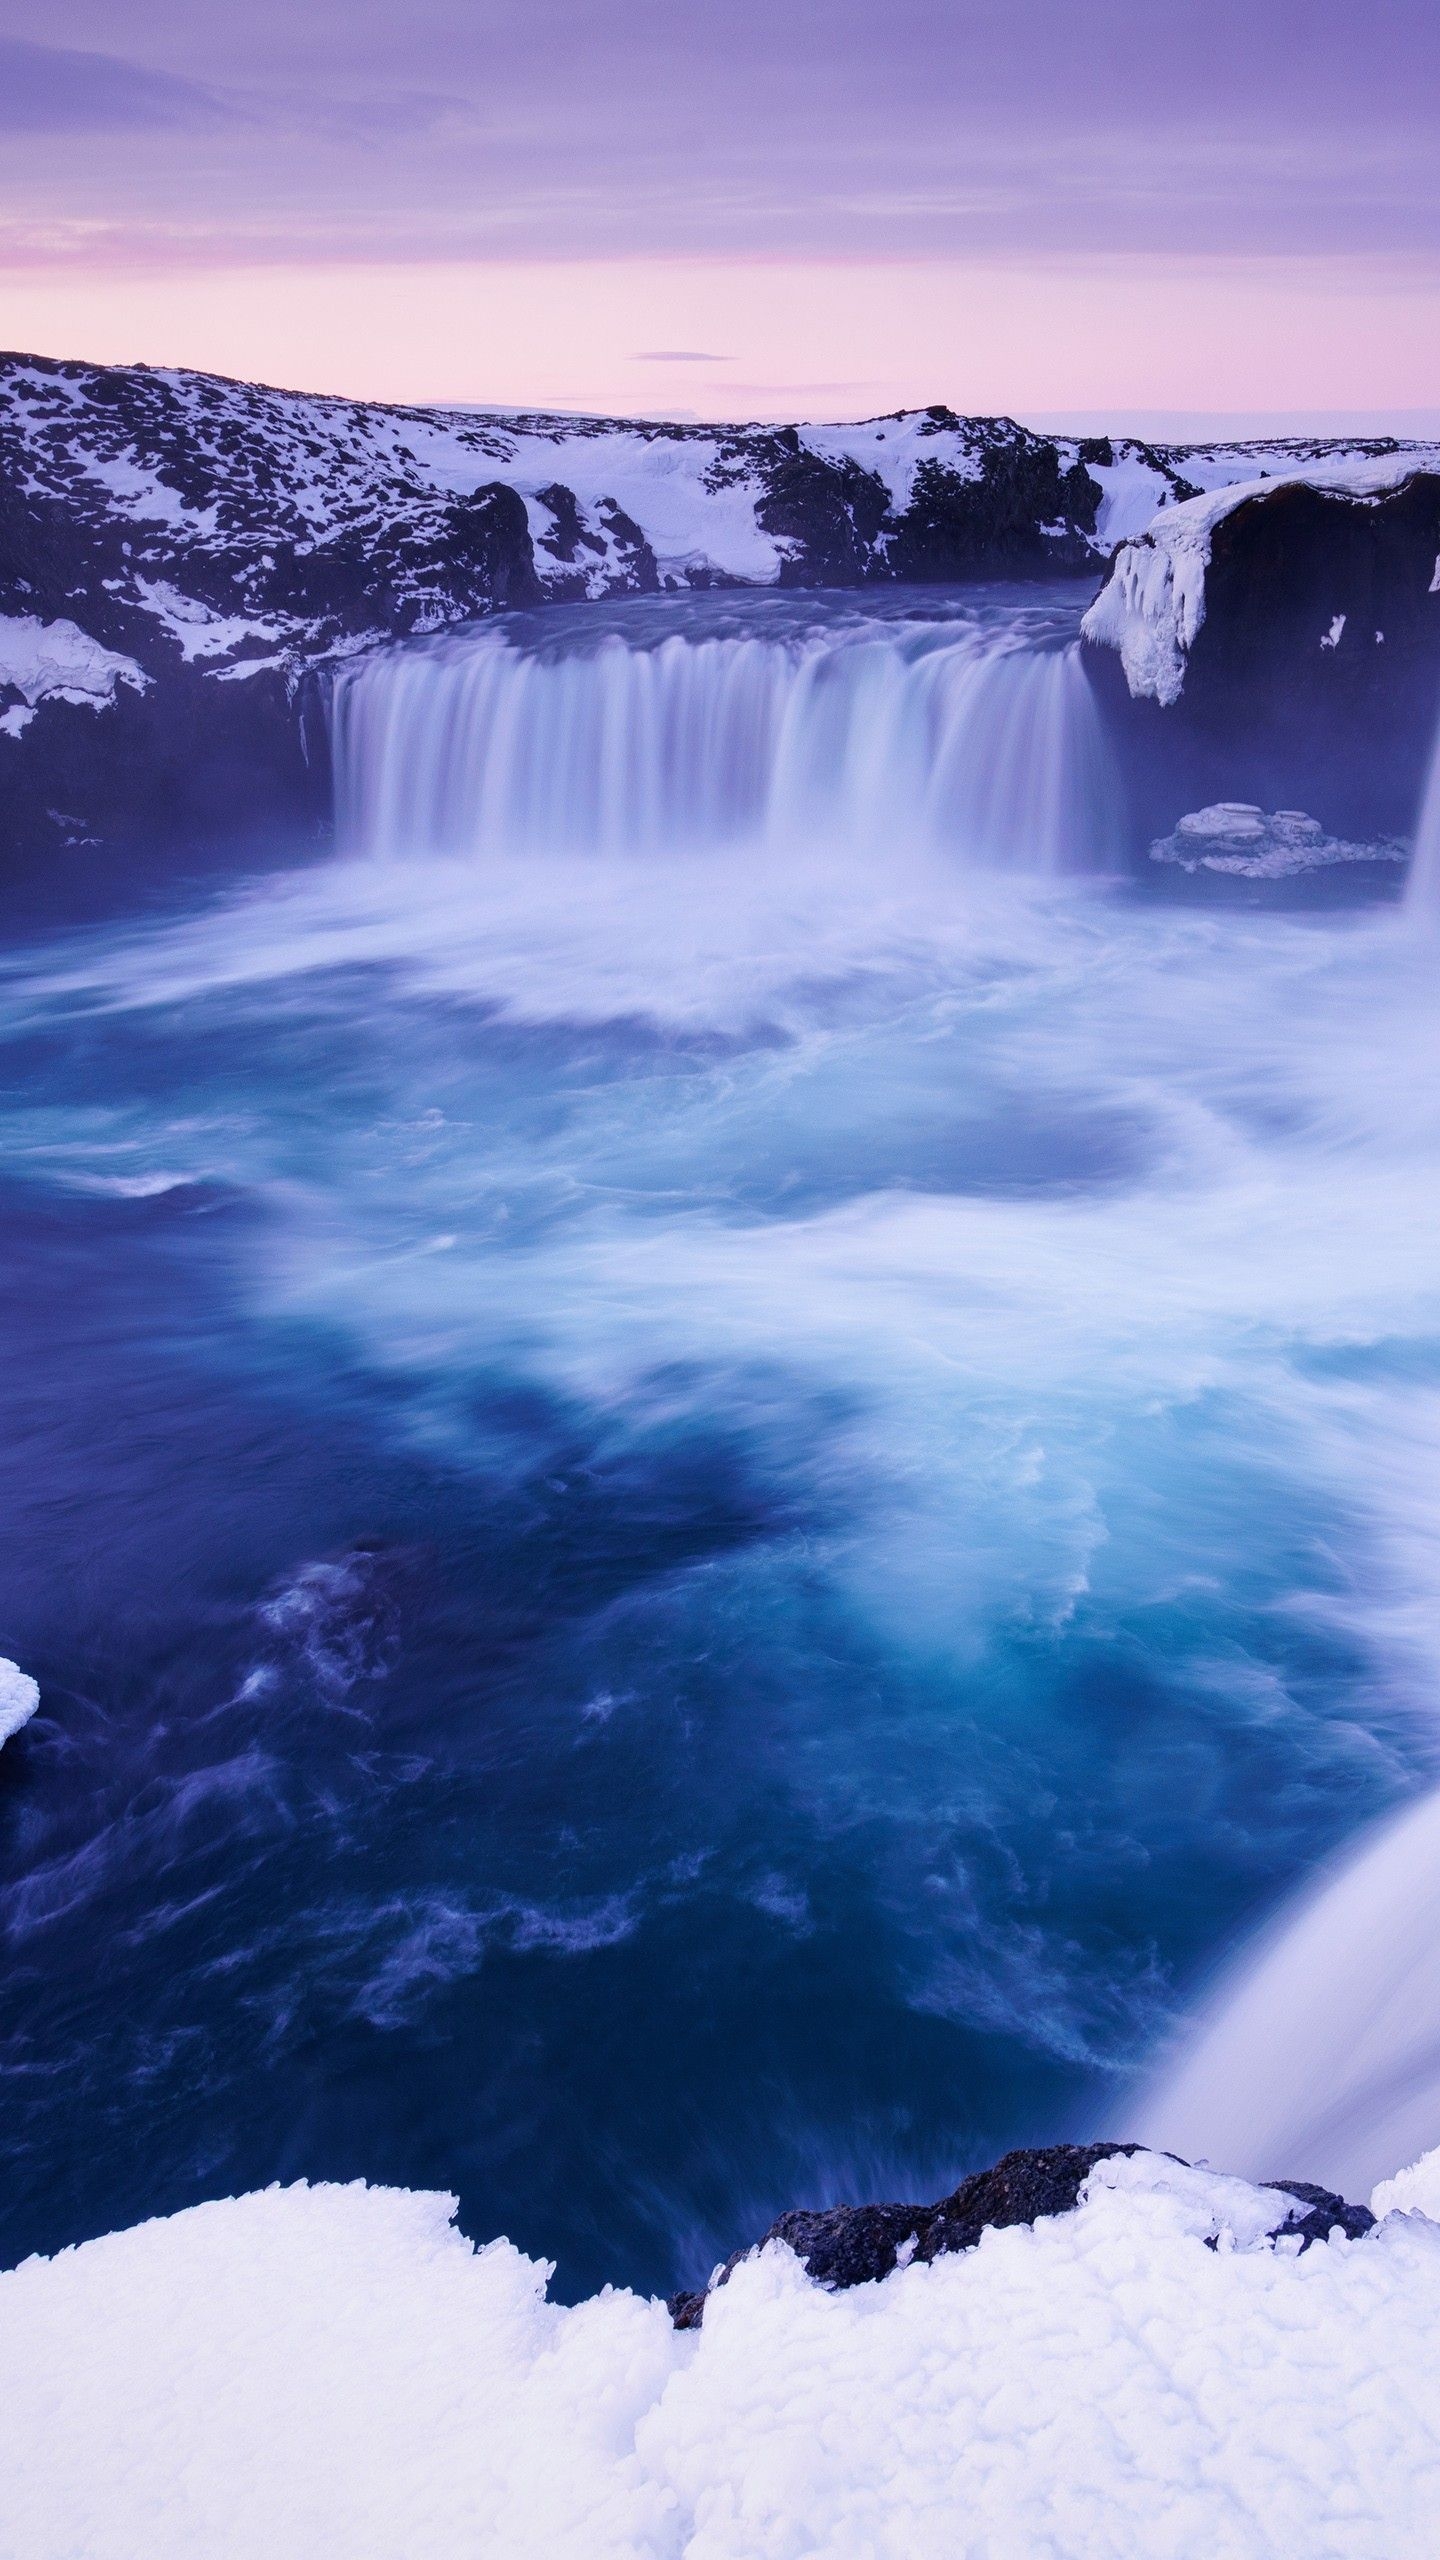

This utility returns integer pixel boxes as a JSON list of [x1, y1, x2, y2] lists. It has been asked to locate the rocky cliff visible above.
[[1082, 456, 1440, 842]]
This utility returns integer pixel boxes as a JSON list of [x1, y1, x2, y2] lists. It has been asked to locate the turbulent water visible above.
[[2, 584, 1439, 2294]]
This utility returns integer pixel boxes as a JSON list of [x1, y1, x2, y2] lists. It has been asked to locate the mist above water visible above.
[[3, 584, 1440, 2289]]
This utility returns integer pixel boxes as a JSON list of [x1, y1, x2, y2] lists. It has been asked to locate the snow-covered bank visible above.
[[4, 2147, 1439, 2559]]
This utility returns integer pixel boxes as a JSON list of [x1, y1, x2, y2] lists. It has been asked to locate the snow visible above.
[[132, 579, 288, 664], [1374, 2145, 1440, 2222], [505, 427, 785, 586], [5, 2148, 1440, 2558], [1082, 452, 1440, 705], [0, 1656, 39, 1746], [798, 414, 984, 515], [80, 451, 218, 531], [0, 614, 148, 719], [1083, 450, 1177, 548], [1080, 508, 1212, 706]]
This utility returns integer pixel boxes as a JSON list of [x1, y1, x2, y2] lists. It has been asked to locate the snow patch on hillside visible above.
[[4, 2148, 1440, 2559], [799, 414, 984, 514], [0, 614, 148, 731], [132, 581, 289, 664]]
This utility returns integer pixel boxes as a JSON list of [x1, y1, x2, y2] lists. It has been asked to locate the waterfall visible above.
[[1128, 1790, 1440, 2195], [1408, 708, 1440, 909], [330, 606, 1120, 876]]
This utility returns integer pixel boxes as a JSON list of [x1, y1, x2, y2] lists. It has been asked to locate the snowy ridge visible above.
[[5, 347, 1433, 721], [1082, 451, 1440, 705], [4, 2146, 1439, 2557], [2, 351, 1113, 706]]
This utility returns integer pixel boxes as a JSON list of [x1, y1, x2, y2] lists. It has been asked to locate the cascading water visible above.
[[330, 592, 1121, 876], [1407, 702, 1440, 909], [1127, 1789, 1440, 2196]]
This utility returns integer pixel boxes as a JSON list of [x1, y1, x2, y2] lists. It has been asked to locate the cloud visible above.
[[0, 2, 1438, 272], [631, 350, 731, 362], [0, 39, 228, 134]]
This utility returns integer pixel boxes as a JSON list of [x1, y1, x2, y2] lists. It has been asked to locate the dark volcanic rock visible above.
[[1264, 2180, 1377, 2248], [1083, 465, 1440, 849], [885, 429, 1101, 581], [756, 445, 892, 586], [669, 2143, 1137, 2328], [667, 2142, 1376, 2329]]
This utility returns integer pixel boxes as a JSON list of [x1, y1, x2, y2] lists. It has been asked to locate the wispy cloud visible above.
[[0, 39, 229, 135]]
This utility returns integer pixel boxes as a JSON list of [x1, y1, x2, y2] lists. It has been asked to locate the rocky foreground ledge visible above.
[[3, 2140, 1436, 2556], [668, 2137, 1376, 2326]]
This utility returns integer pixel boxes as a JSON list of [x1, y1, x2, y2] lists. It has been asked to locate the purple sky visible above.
[[2, 3, 1439, 419]]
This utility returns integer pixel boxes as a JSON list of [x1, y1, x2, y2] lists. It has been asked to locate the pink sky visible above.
[[3, 254, 1440, 428], [3, 6, 1440, 426]]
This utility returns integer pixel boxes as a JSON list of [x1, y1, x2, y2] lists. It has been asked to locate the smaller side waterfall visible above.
[[1128, 1791, 1440, 2196], [1407, 706, 1440, 909], [331, 603, 1121, 877]]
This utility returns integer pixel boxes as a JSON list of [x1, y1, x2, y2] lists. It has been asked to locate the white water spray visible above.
[[331, 607, 1120, 876]]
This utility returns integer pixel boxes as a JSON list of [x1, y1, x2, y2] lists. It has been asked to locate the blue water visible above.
[[2, 586, 1438, 2293]]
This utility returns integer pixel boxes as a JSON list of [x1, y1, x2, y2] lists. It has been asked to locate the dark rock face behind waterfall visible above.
[[1082, 464, 1440, 847], [4, 344, 1440, 888]]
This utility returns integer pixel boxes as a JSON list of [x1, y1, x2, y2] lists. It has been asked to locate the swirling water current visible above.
[[2, 585, 1438, 2290]]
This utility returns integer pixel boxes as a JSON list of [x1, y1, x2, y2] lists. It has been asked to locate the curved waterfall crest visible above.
[[330, 596, 1121, 876]]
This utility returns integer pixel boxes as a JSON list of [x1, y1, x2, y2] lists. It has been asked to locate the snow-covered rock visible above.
[[1, 2145, 1434, 2560], [0, 1656, 40, 1747], [1374, 2144, 1440, 2222], [1082, 453, 1440, 708], [1081, 452, 1440, 855], [0, 613, 147, 740], [1150, 801, 1408, 878]]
